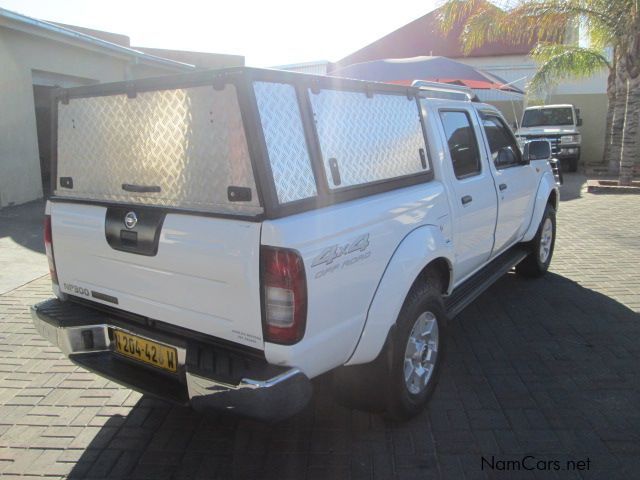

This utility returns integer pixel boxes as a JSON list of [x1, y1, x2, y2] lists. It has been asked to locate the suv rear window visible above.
[[522, 107, 573, 127]]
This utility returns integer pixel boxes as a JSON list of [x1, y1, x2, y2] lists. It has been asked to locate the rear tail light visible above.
[[44, 215, 58, 285], [260, 246, 307, 344]]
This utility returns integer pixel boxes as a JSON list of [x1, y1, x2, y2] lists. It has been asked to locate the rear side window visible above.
[[439, 110, 481, 178], [254, 82, 317, 204], [481, 114, 522, 168], [309, 89, 429, 189]]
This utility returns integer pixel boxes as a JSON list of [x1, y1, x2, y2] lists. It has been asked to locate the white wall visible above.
[[276, 61, 330, 75], [458, 55, 535, 100], [0, 24, 183, 207]]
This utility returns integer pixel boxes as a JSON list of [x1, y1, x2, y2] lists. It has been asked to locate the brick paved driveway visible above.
[[1, 181, 639, 479]]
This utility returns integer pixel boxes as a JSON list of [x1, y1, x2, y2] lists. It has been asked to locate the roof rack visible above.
[[411, 80, 475, 102]]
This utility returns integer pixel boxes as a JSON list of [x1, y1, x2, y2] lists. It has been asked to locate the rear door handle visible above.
[[461, 195, 473, 205], [328, 158, 341, 186], [499, 183, 507, 191], [122, 183, 161, 193]]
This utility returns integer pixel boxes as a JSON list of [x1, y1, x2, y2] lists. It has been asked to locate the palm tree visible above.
[[438, 0, 638, 185]]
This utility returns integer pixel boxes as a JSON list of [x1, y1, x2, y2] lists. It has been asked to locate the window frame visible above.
[[253, 81, 318, 205], [438, 108, 483, 180], [480, 112, 525, 170], [244, 69, 436, 219], [50, 68, 437, 221], [308, 87, 432, 192]]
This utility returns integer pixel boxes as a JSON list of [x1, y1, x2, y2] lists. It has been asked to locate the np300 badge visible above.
[[124, 211, 138, 229]]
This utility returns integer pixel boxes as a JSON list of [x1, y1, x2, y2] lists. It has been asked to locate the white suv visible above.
[[515, 104, 582, 172], [32, 68, 559, 421]]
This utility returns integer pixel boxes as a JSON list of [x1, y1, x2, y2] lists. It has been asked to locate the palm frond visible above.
[[515, 0, 631, 42], [459, 5, 569, 54], [459, 8, 510, 54], [528, 44, 611, 95], [438, 0, 635, 55], [437, 0, 491, 33]]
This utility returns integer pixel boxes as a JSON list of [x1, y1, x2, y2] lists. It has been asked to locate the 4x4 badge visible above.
[[124, 211, 138, 229]]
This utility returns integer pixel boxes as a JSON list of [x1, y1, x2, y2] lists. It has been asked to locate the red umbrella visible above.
[[331, 56, 523, 93]]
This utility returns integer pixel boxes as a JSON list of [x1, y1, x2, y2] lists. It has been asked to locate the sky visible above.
[[0, 0, 441, 66]]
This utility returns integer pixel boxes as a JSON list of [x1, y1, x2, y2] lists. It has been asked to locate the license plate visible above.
[[112, 330, 178, 373]]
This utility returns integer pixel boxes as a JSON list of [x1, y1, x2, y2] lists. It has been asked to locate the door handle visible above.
[[122, 183, 161, 193], [499, 183, 507, 191], [328, 158, 341, 186], [461, 195, 473, 205]]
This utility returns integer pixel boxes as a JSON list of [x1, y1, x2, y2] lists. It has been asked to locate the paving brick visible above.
[[84, 448, 122, 478], [0, 177, 639, 477]]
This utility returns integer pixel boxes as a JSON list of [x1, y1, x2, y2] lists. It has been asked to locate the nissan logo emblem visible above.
[[124, 211, 138, 229]]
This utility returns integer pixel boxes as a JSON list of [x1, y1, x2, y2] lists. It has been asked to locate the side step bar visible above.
[[445, 246, 530, 318]]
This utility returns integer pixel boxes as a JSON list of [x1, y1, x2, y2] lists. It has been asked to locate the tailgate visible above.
[[49, 76, 266, 348], [51, 201, 264, 349]]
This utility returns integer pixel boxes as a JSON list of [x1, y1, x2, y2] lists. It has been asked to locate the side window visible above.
[[439, 110, 481, 178], [309, 89, 429, 189], [481, 114, 522, 168], [254, 82, 317, 204]]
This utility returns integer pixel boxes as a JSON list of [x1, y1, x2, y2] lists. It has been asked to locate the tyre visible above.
[[386, 273, 447, 420], [567, 157, 578, 172], [516, 203, 556, 278], [331, 272, 447, 420]]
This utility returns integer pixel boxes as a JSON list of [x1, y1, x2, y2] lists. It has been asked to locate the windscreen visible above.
[[55, 84, 262, 216], [522, 108, 574, 127]]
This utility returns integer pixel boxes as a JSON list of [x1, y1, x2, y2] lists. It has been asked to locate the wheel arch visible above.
[[411, 256, 453, 296], [345, 225, 454, 366], [548, 188, 558, 210], [523, 172, 559, 242]]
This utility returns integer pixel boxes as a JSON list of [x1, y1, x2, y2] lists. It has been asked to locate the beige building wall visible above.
[[0, 22, 186, 207], [484, 100, 524, 127], [546, 93, 608, 167], [547, 73, 608, 168]]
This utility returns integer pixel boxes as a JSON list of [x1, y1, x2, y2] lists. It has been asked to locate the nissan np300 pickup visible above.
[[32, 68, 559, 421]]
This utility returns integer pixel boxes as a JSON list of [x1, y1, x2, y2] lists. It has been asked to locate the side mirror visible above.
[[524, 139, 551, 161], [577, 117, 583, 126], [496, 146, 518, 167]]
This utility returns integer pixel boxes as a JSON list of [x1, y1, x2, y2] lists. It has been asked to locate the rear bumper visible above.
[[31, 298, 312, 421]]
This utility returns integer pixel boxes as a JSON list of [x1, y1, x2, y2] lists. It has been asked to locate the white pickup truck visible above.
[[32, 68, 559, 421]]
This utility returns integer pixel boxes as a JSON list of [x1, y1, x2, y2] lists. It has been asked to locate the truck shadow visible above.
[[0, 199, 46, 254], [559, 173, 587, 202], [67, 272, 640, 479]]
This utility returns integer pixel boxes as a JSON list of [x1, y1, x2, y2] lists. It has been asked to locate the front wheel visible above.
[[516, 203, 556, 277]]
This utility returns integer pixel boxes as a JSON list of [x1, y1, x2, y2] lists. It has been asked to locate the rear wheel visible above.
[[331, 273, 447, 420], [386, 274, 447, 420], [516, 203, 556, 277]]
